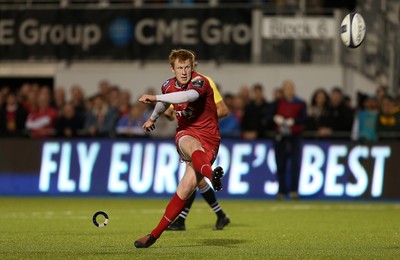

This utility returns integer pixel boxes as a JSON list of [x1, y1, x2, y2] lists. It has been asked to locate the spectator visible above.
[[344, 95, 354, 110], [119, 90, 132, 116], [238, 85, 251, 106], [0, 85, 11, 107], [269, 80, 307, 200], [84, 94, 118, 137], [115, 104, 148, 137], [232, 94, 245, 123], [25, 88, 57, 138], [70, 85, 86, 122], [18, 83, 32, 108], [376, 85, 388, 107], [109, 86, 121, 109], [272, 87, 283, 101], [317, 87, 354, 138], [376, 95, 400, 140], [98, 80, 111, 99], [351, 95, 378, 141], [241, 84, 269, 139], [0, 92, 28, 137], [24, 90, 39, 113], [307, 88, 330, 132], [219, 93, 240, 138], [56, 102, 84, 137], [53, 87, 66, 115]]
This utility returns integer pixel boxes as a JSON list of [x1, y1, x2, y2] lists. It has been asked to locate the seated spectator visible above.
[[26, 89, 57, 138], [0, 92, 28, 137], [307, 88, 330, 132], [56, 102, 84, 137], [376, 95, 400, 140], [241, 84, 269, 139], [317, 87, 354, 138], [219, 93, 240, 138], [84, 94, 118, 137], [351, 95, 378, 141], [115, 104, 148, 137]]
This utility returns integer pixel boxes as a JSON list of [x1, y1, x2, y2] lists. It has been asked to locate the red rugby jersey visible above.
[[161, 71, 220, 141]]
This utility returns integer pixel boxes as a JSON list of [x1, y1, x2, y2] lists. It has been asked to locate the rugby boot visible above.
[[211, 166, 224, 191], [134, 234, 157, 248]]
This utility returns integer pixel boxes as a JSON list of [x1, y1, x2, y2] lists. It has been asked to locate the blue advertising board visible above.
[[0, 139, 398, 199]]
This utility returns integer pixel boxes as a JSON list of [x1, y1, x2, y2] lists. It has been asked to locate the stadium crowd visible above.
[[0, 80, 399, 140]]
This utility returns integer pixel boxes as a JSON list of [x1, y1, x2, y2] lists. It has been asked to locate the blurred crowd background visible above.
[[0, 79, 399, 140]]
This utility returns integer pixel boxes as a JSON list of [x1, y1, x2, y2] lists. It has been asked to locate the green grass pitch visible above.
[[0, 197, 399, 259]]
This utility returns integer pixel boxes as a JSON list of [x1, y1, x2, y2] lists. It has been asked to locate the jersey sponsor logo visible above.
[[162, 79, 170, 87], [191, 76, 204, 88]]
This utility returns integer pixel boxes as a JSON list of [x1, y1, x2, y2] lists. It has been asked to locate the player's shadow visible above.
[[198, 223, 250, 229], [198, 238, 247, 247]]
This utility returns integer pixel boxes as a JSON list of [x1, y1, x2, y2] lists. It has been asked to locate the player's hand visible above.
[[139, 94, 157, 104], [142, 118, 156, 132]]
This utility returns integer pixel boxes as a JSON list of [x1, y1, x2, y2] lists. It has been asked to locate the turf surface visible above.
[[0, 197, 399, 259]]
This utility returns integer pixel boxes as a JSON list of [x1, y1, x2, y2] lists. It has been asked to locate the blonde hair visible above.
[[169, 49, 196, 69]]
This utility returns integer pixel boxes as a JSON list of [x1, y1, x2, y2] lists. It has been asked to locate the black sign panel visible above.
[[0, 9, 252, 61]]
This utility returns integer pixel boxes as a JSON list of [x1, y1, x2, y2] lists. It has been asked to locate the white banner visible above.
[[262, 17, 336, 39]]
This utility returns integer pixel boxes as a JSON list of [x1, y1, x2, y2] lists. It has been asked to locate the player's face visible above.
[[172, 59, 192, 86]]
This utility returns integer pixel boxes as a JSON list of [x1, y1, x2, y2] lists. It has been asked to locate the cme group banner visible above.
[[0, 8, 251, 61], [0, 139, 399, 199]]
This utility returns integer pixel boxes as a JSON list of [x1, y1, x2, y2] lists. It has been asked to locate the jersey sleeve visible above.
[[161, 79, 172, 94], [187, 75, 209, 97], [206, 76, 222, 104]]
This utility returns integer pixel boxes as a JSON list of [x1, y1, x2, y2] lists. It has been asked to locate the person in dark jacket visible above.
[[0, 92, 28, 137], [56, 102, 84, 137], [241, 84, 270, 139], [268, 80, 307, 200]]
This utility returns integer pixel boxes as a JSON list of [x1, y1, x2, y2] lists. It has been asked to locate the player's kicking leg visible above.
[[134, 136, 224, 248], [134, 163, 199, 248]]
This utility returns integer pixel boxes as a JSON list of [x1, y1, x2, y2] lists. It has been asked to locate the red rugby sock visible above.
[[191, 150, 213, 180], [151, 193, 186, 239]]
